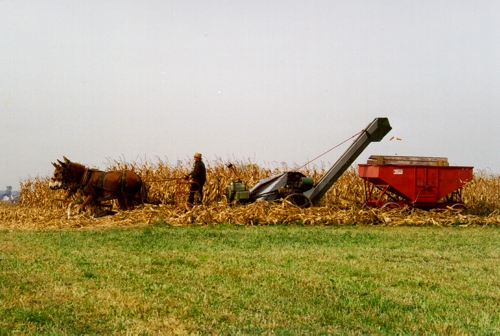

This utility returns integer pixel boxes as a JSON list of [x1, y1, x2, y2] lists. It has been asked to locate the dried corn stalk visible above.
[[0, 158, 498, 229]]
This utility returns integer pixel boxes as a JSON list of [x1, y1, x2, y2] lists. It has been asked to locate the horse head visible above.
[[49, 159, 69, 190], [49, 157, 85, 190]]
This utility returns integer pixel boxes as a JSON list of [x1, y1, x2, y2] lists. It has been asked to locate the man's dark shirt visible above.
[[189, 160, 206, 183]]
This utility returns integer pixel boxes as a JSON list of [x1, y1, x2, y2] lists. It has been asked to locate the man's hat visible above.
[[194, 152, 202, 158]]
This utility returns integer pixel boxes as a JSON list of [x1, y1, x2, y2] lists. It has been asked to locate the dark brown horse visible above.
[[49, 156, 147, 215]]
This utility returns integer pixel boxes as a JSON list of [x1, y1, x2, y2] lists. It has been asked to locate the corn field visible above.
[[1, 158, 500, 229]]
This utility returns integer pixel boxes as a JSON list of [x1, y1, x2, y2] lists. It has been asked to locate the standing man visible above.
[[185, 152, 206, 205]]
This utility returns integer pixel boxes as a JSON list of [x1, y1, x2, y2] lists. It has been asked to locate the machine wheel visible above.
[[284, 193, 312, 208], [380, 202, 401, 209]]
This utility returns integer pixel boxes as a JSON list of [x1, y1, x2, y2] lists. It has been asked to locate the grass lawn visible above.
[[1, 223, 499, 334]]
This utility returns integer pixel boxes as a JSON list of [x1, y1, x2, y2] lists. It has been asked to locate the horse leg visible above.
[[118, 197, 127, 210], [66, 201, 74, 219], [79, 195, 94, 214], [92, 200, 110, 217], [126, 197, 135, 210], [66, 193, 84, 219]]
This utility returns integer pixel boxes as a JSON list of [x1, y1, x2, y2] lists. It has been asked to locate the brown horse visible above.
[[49, 157, 147, 215]]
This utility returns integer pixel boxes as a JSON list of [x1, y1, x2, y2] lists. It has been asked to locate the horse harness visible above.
[[79, 168, 132, 198]]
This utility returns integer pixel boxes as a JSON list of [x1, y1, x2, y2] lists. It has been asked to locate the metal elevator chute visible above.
[[304, 117, 392, 205]]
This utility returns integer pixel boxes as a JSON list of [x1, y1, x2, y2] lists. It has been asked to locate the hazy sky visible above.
[[2, 0, 499, 189]]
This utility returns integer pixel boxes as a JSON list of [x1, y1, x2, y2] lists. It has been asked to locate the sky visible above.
[[1, 0, 500, 190]]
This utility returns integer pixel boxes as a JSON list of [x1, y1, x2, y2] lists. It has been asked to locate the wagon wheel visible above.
[[450, 203, 468, 213], [284, 193, 312, 208], [380, 202, 401, 210]]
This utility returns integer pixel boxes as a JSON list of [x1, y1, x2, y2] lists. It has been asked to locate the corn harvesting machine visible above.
[[225, 117, 392, 207]]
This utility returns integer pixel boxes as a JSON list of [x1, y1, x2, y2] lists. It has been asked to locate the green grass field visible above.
[[1, 224, 499, 334]]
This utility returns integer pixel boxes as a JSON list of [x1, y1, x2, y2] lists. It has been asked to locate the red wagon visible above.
[[358, 156, 474, 210]]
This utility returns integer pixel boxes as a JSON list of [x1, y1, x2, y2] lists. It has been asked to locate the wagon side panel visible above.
[[436, 167, 474, 201]]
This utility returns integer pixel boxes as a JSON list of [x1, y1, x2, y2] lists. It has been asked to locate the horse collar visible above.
[[81, 168, 92, 187]]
